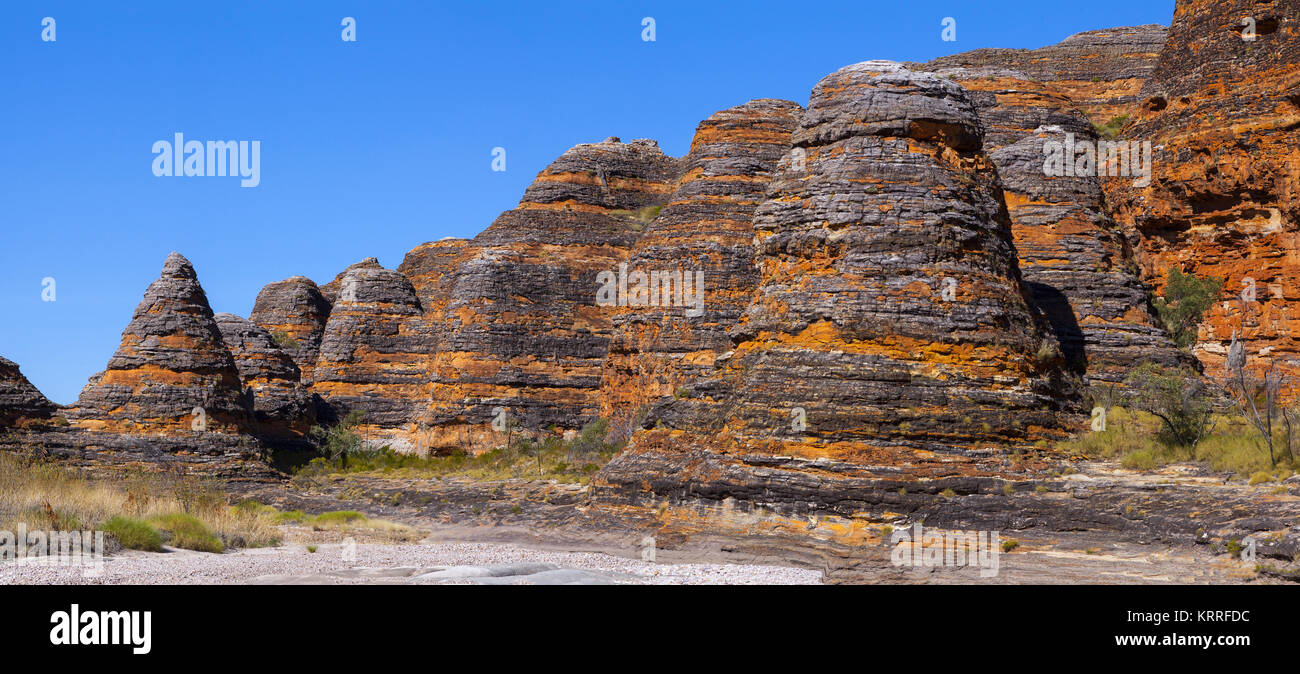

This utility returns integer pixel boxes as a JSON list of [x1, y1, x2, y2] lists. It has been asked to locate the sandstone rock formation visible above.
[[1106, 0, 1300, 379], [0, 357, 57, 428], [215, 313, 315, 438], [917, 25, 1168, 124], [311, 257, 430, 448], [68, 252, 251, 435], [930, 67, 1191, 384], [599, 99, 803, 422], [249, 276, 332, 383], [596, 62, 1077, 518], [422, 138, 680, 451]]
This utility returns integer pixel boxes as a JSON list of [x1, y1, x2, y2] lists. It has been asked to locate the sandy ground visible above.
[[0, 539, 822, 585]]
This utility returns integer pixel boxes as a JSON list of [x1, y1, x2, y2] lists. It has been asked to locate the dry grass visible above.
[[1058, 407, 1298, 478], [0, 453, 281, 550]]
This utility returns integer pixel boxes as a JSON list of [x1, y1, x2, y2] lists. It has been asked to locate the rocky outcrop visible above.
[[311, 258, 430, 448], [917, 25, 1168, 124], [0, 357, 57, 428], [215, 313, 315, 438], [423, 138, 681, 451], [249, 276, 332, 384], [599, 100, 803, 422], [596, 62, 1078, 518], [43, 253, 271, 478], [929, 67, 1191, 383], [1106, 0, 1300, 379], [67, 252, 251, 435]]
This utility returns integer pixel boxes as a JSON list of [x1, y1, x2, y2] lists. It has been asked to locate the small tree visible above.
[[1124, 363, 1215, 448], [308, 410, 365, 470], [1153, 268, 1223, 348], [1221, 335, 1287, 467]]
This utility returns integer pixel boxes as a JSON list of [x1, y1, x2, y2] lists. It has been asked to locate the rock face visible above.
[[1106, 0, 1300, 379], [930, 67, 1191, 384], [599, 100, 803, 422], [917, 25, 1168, 124], [68, 253, 251, 435], [214, 313, 315, 438], [249, 276, 332, 384], [0, 357, 57, 428], [596, 62, 1077, 518], [311, 258, 430, 448], [423, 139, 680, 451]]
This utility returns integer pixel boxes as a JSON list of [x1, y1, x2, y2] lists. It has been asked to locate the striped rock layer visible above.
[[599, 99, 803, 423], [932, 67, 1192, 384], [215, 313, 315, 438], [1106, 0, 1300, 379], [596, 62, 1077, 517], [916, 24, 1168, 124], [311, 257, 431, 448], [68, 252, 250, 435], [0, 356, 57, 428], [423, 138, 681, 451], [248, 276, 332, 384]]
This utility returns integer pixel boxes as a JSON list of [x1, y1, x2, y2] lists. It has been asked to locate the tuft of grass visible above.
[[1248, 471, 1275, 485], [149, 512, 223, 553], [310, 511, 366, 525], [305, 511, 421, 543], [102, 516, 163, 552], [306, 544, 318, 553], [1002, 539, 1021, 553]]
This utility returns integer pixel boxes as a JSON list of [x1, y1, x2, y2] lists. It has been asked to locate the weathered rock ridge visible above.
[[1107, 0, 1300, 380], [599, 99, 803, 422], [595, 62, 1079, 516], [0, 357, 57, 428]]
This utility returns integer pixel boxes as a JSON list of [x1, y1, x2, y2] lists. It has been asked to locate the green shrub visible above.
[[103, 516, 164, 552], [1153, 268, 1223, 349], [310, 511, 366, 525], [150, 512, 223, 553]]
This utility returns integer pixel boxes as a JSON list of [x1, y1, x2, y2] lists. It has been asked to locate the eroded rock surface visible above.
[[917, 24, 1169, 124], [215, 313, 315, 438], [931, 67, 1192, 383], [312, 258, 430, 448], [0, 357, 57, 428], [600, 99, 803, 423], [1106, 0, 1300, 379], [596, 62, 1079, 518], [423, 138, 681, 451], [68, 252, 251, 435], [249, 276, 332, 384]]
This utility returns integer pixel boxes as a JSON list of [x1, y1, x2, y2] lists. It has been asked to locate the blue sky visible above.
[[1, 0, 1175, 404]]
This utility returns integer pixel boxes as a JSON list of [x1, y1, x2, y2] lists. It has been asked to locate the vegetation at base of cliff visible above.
[[0, 452, 281, 551], [308, 409, 366, 471], [294, 417, 625, 484], [102, 516, 163, 552], [1058, 406, 1297, 478], [1152, 268, 1223, 349]]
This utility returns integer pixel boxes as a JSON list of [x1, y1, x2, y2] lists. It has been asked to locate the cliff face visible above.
[[918, 25, 1168, 124], [248, 276, 332, 384], [422, 139, 681, 451], [0, 357, 57, 428], [930, 67, 1192, 383], [1106, 0, 1300, 378], [215, 313, 315, 438], [310, 258, 431, 448], [595, 62, 1077, 517], [68, 253, 251, 435], [599, 100, 803, 424]]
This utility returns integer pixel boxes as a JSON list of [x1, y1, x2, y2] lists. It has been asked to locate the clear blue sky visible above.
[[1, 0, 1175, 404]]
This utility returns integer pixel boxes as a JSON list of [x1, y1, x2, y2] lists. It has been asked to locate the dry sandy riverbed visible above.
[[0, 540, 822, 585]]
